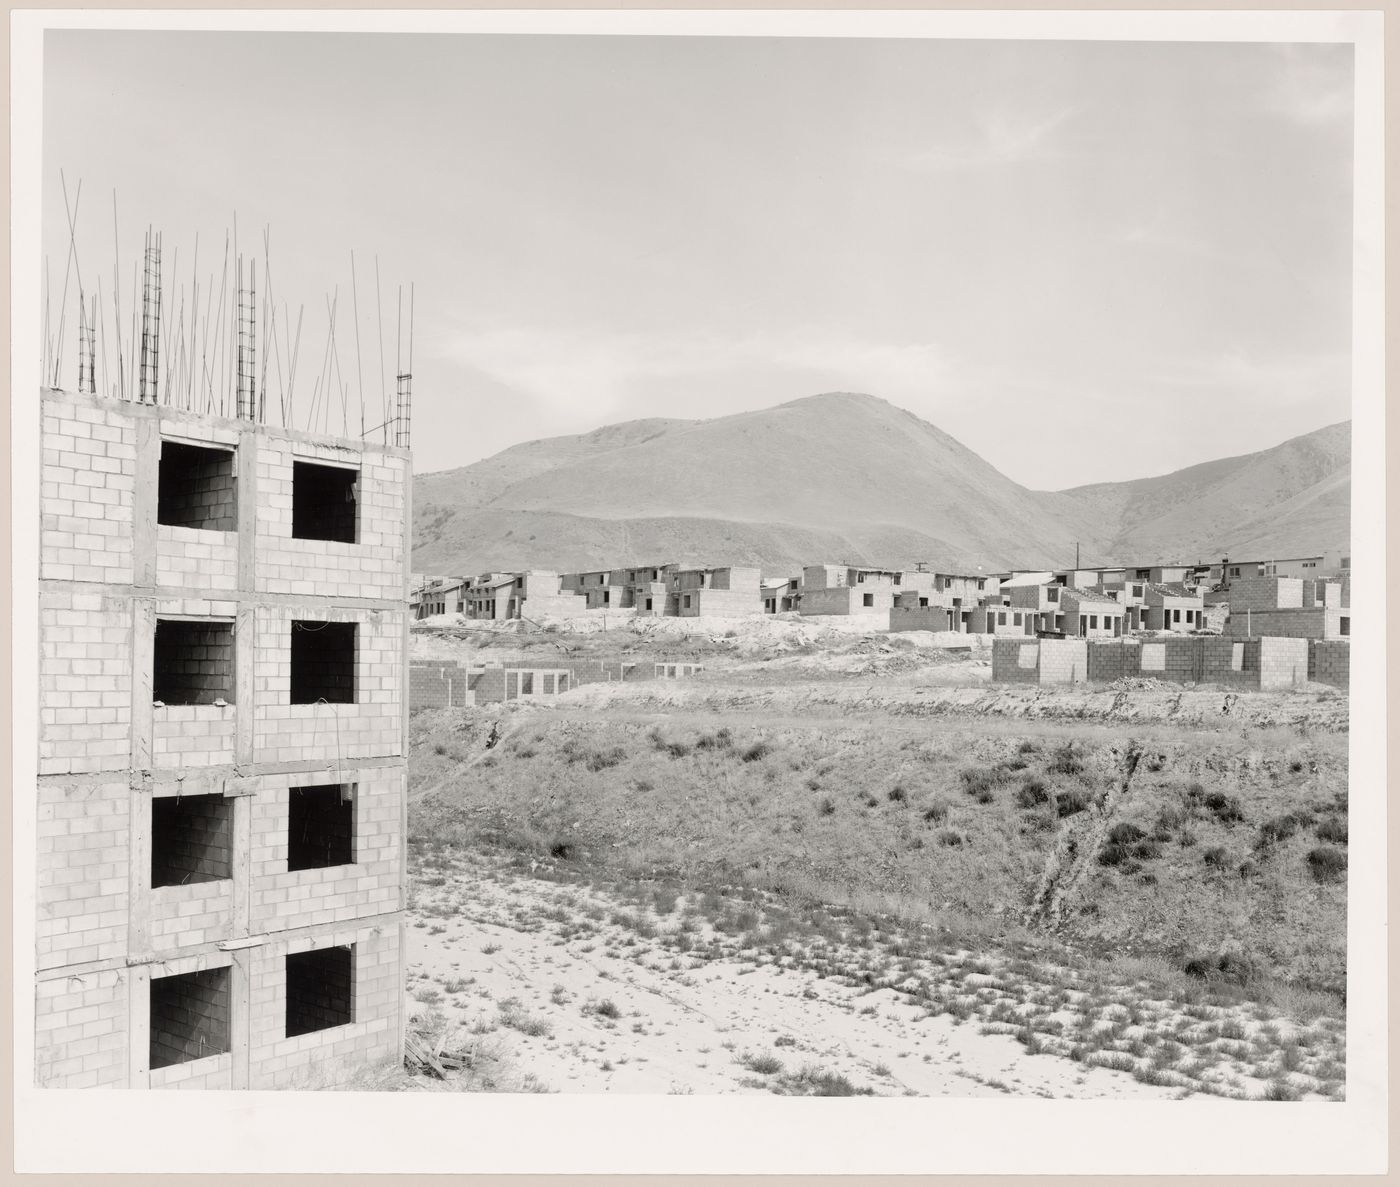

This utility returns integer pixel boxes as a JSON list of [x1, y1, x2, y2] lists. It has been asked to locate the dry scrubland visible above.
[[401, 621, 1348, 1099]]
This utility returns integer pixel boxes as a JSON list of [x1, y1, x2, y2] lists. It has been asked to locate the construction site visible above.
[[33, 215, 418, 1090]]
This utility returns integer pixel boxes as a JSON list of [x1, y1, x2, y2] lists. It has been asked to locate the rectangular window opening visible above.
[[153, 617, 235, 705], [290, 620, 357, 704], [285, 945, 355, 1037], [862, 593, 875, 607], [291, 461, 358, 544], [151, 793, 233, 887], [1340, 617, 1350, 636], [150, 966, 231, 1069], [287, 784, 355, 871], [158, 441, 237, 531]]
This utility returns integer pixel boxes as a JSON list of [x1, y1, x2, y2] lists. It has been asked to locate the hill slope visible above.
[[1056, 421, 1351, 563], [412, 394, 1350, 575]]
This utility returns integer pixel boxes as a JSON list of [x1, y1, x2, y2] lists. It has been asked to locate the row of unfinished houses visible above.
[[412, 555, 1351, 642]]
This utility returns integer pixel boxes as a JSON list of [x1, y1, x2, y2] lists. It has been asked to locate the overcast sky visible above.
[[42, 32, 1354, 488]]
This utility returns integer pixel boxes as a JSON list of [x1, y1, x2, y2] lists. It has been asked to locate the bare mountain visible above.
[[1055, 421, 1351, 564], [412, 394, 1350, 576]]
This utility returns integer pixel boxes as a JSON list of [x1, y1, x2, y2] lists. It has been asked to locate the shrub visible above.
[[1202, 847, 1228, 869], [550, 839, 575, 860], [1108, 822, 1146, 845], [1098, 843, 1129, 867], [1307, 846, 1347, 883], [1204, 792, 1245, 824], [818, 797, 837, 817], [1316, 817, 1348, 844], [1017, 740, 1039, 755], [1156, 805, 1188, 832], [1057, 788, 1091, 817], [593, 998, 622, 1020], [1047, 746, 1083, 776], [938, 830, 965, 847], [740, 1050, 784, 1075], [1237, 859, 1259, 879], [1257, 815, 1300, 847], [922, 801, 949, 824], [586, 746, 627, 772], [633, 777, 655, 792], [741, 741, 772, 763], [1015, 779, 1050, 810], [696, 729, 734, 751], [1130, 839, 1162, 861], [888, 785, 908, 804]]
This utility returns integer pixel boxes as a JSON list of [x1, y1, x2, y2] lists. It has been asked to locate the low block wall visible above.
[[409, 661, 473, 711], [993, 635, 1332, 692], [991, 638, 1040, 684], [889, 606, 956, 632], [1086, 641, 1141, 682], [1038, 639, 1088, 684], [1258, 636, 1310, 690], [1309, 640, 1350, 689]]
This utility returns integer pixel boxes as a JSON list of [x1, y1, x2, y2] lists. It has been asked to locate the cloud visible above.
[[1261, 45, 1353, 127], [425, 321, 953, 417], [1146, 350, 1352, 408], [883, 106, 1078, 173]]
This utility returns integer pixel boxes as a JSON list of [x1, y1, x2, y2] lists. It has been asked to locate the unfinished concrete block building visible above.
[[34, 384, 410, 1089]]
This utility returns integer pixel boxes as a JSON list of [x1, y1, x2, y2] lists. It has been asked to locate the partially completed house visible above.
[[798, 565, 905, 616], [465, 573, 520, 620], [410, 575, 467, 620], [619, 564, 673, 614], [761, 577, 799, 614], [1223, 575, 1351, 640], [35, 384, 409, 1090], [561, 568, 626, 610], [1092, 578, 1149, 630], [1056, 589, 1126, 638], [669, 565, 762, 617], [1144, 584, 1206, 633]]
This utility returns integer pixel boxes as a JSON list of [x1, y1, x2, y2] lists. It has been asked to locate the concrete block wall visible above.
[[34, 388, 409, 1091], [409, 660, 473, 710], [1085, 641, 1141, 682], [35, 778, 129, 971], [40, 399, 138, 585], [1229, 576, 1304, 612], [998, 633, 1345, 693], [1258, 636, 1310, 690], [1038, 639, 1088, 684], [37, 588, 132, 776], [1199, 638, 1263, 689], [684, 588, 763, 617], [254, 440, 407, 601], [1309, 640, 1350, 689], [889, 605, 956, 632], [33, 967, 129, 1088], [1223, 607, 1349, 640], [249, 769, 403, 934], [253, 605, 404, 766], [991, 638, 1041, 683]]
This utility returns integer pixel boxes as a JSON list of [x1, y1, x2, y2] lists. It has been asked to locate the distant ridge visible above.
[[412, 394, 1350, 576]]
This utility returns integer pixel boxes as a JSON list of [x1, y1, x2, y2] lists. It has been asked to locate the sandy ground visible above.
[[407, 855, 1212, 1099]]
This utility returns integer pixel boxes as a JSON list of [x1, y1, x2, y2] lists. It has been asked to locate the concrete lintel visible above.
[[38, 578, 405, 614], [41, 753, 406, 790]]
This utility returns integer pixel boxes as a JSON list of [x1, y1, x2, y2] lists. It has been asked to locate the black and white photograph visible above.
[[10, 7, 1386, 1176]]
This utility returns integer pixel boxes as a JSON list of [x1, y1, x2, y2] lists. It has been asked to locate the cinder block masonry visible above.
[[34, 387, 410, 1090]]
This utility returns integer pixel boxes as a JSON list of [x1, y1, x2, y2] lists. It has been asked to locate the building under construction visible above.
[[34, 224, 414, 1089]]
